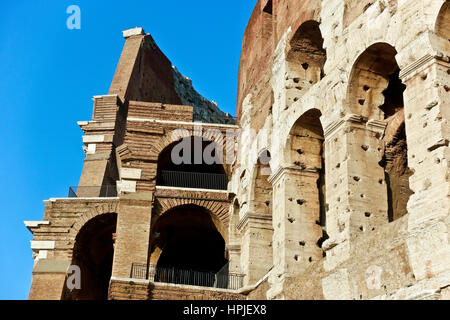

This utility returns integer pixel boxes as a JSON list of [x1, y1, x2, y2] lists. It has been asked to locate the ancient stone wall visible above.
[[232, 0, 450, 300]]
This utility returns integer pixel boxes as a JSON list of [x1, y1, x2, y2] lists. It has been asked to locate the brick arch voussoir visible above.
[[69, 202, 119, 239], [156, 199, 228, 227]]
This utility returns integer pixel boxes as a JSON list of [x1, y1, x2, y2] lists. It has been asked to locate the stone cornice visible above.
[[324, 114, 367, 138], [237, 211, 273, 232], [268, 165, 318, 185], [226, 244, 241, 252], [399, 54, 435, 81], [366, 119, 387, 133], [324, 115, 386, 141]]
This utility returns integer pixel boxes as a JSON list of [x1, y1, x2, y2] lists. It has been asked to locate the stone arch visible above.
[[285, 108, 324, 168], [346, 42, 402, 120], [149, 204, 228, 280], [284, 20, 327, 110], [346, 42, 413, 222], [69, 201, 119, 238], [435, 2, 450, 41]]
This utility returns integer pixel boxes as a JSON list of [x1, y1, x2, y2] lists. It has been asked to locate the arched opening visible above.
[[285, 21, 326, 109], [348, 43, 413, 222], [435, 2, 450, 41], [287, 109, 327, 252], [64, 212, 117, 300], [151, 205, 227, 287], [156, 136, 228, 190]]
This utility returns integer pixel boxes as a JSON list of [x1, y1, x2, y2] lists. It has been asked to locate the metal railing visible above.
[[130, 263, 244, 290], [68, 185, 117, 198], [157, 171, 228, 190]]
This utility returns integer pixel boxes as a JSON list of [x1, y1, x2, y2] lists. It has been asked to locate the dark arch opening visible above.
[[156, 136, 228, 190], [152, 205, 227, 286], [64, 213, 117, 300]]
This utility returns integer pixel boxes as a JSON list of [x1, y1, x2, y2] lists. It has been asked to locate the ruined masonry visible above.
[[26, 0, 450, 300]]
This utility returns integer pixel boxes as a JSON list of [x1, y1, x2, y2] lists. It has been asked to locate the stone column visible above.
[[111, 193, 153, 280], [322, 115, 388, 270], [400, 54, 450, 281], [227, 202, 242, 274], [237, 212, 273, 285], [267, 167, 323, 299]]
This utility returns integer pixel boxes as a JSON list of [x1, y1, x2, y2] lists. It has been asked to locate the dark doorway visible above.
[[64, 213, 117, 300], [152, 205, 227, 286]]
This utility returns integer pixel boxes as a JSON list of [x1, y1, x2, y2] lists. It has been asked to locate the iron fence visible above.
[[158, 171, 228, 190], [68, 185, 117, 198], [131, 263, 244, 290]]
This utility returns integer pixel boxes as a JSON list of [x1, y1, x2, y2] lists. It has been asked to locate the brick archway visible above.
[[153, 198, 229, 239], [149, 203, 229, 276], [69, 201, 119, 239]]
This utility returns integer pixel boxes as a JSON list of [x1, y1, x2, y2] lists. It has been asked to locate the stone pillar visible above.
[[400, 54, 450, 281], [28, 259, 71, 300], [237, 213, 273, 285], [323, 115, 388, 270], [227, 202, 242, 274], [226, 244, 241, 274], [267, 167, 323, 299], [111, 193, 153, 280]]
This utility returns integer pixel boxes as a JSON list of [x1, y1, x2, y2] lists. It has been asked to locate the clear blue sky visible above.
[[0, 0, 255, 300]]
